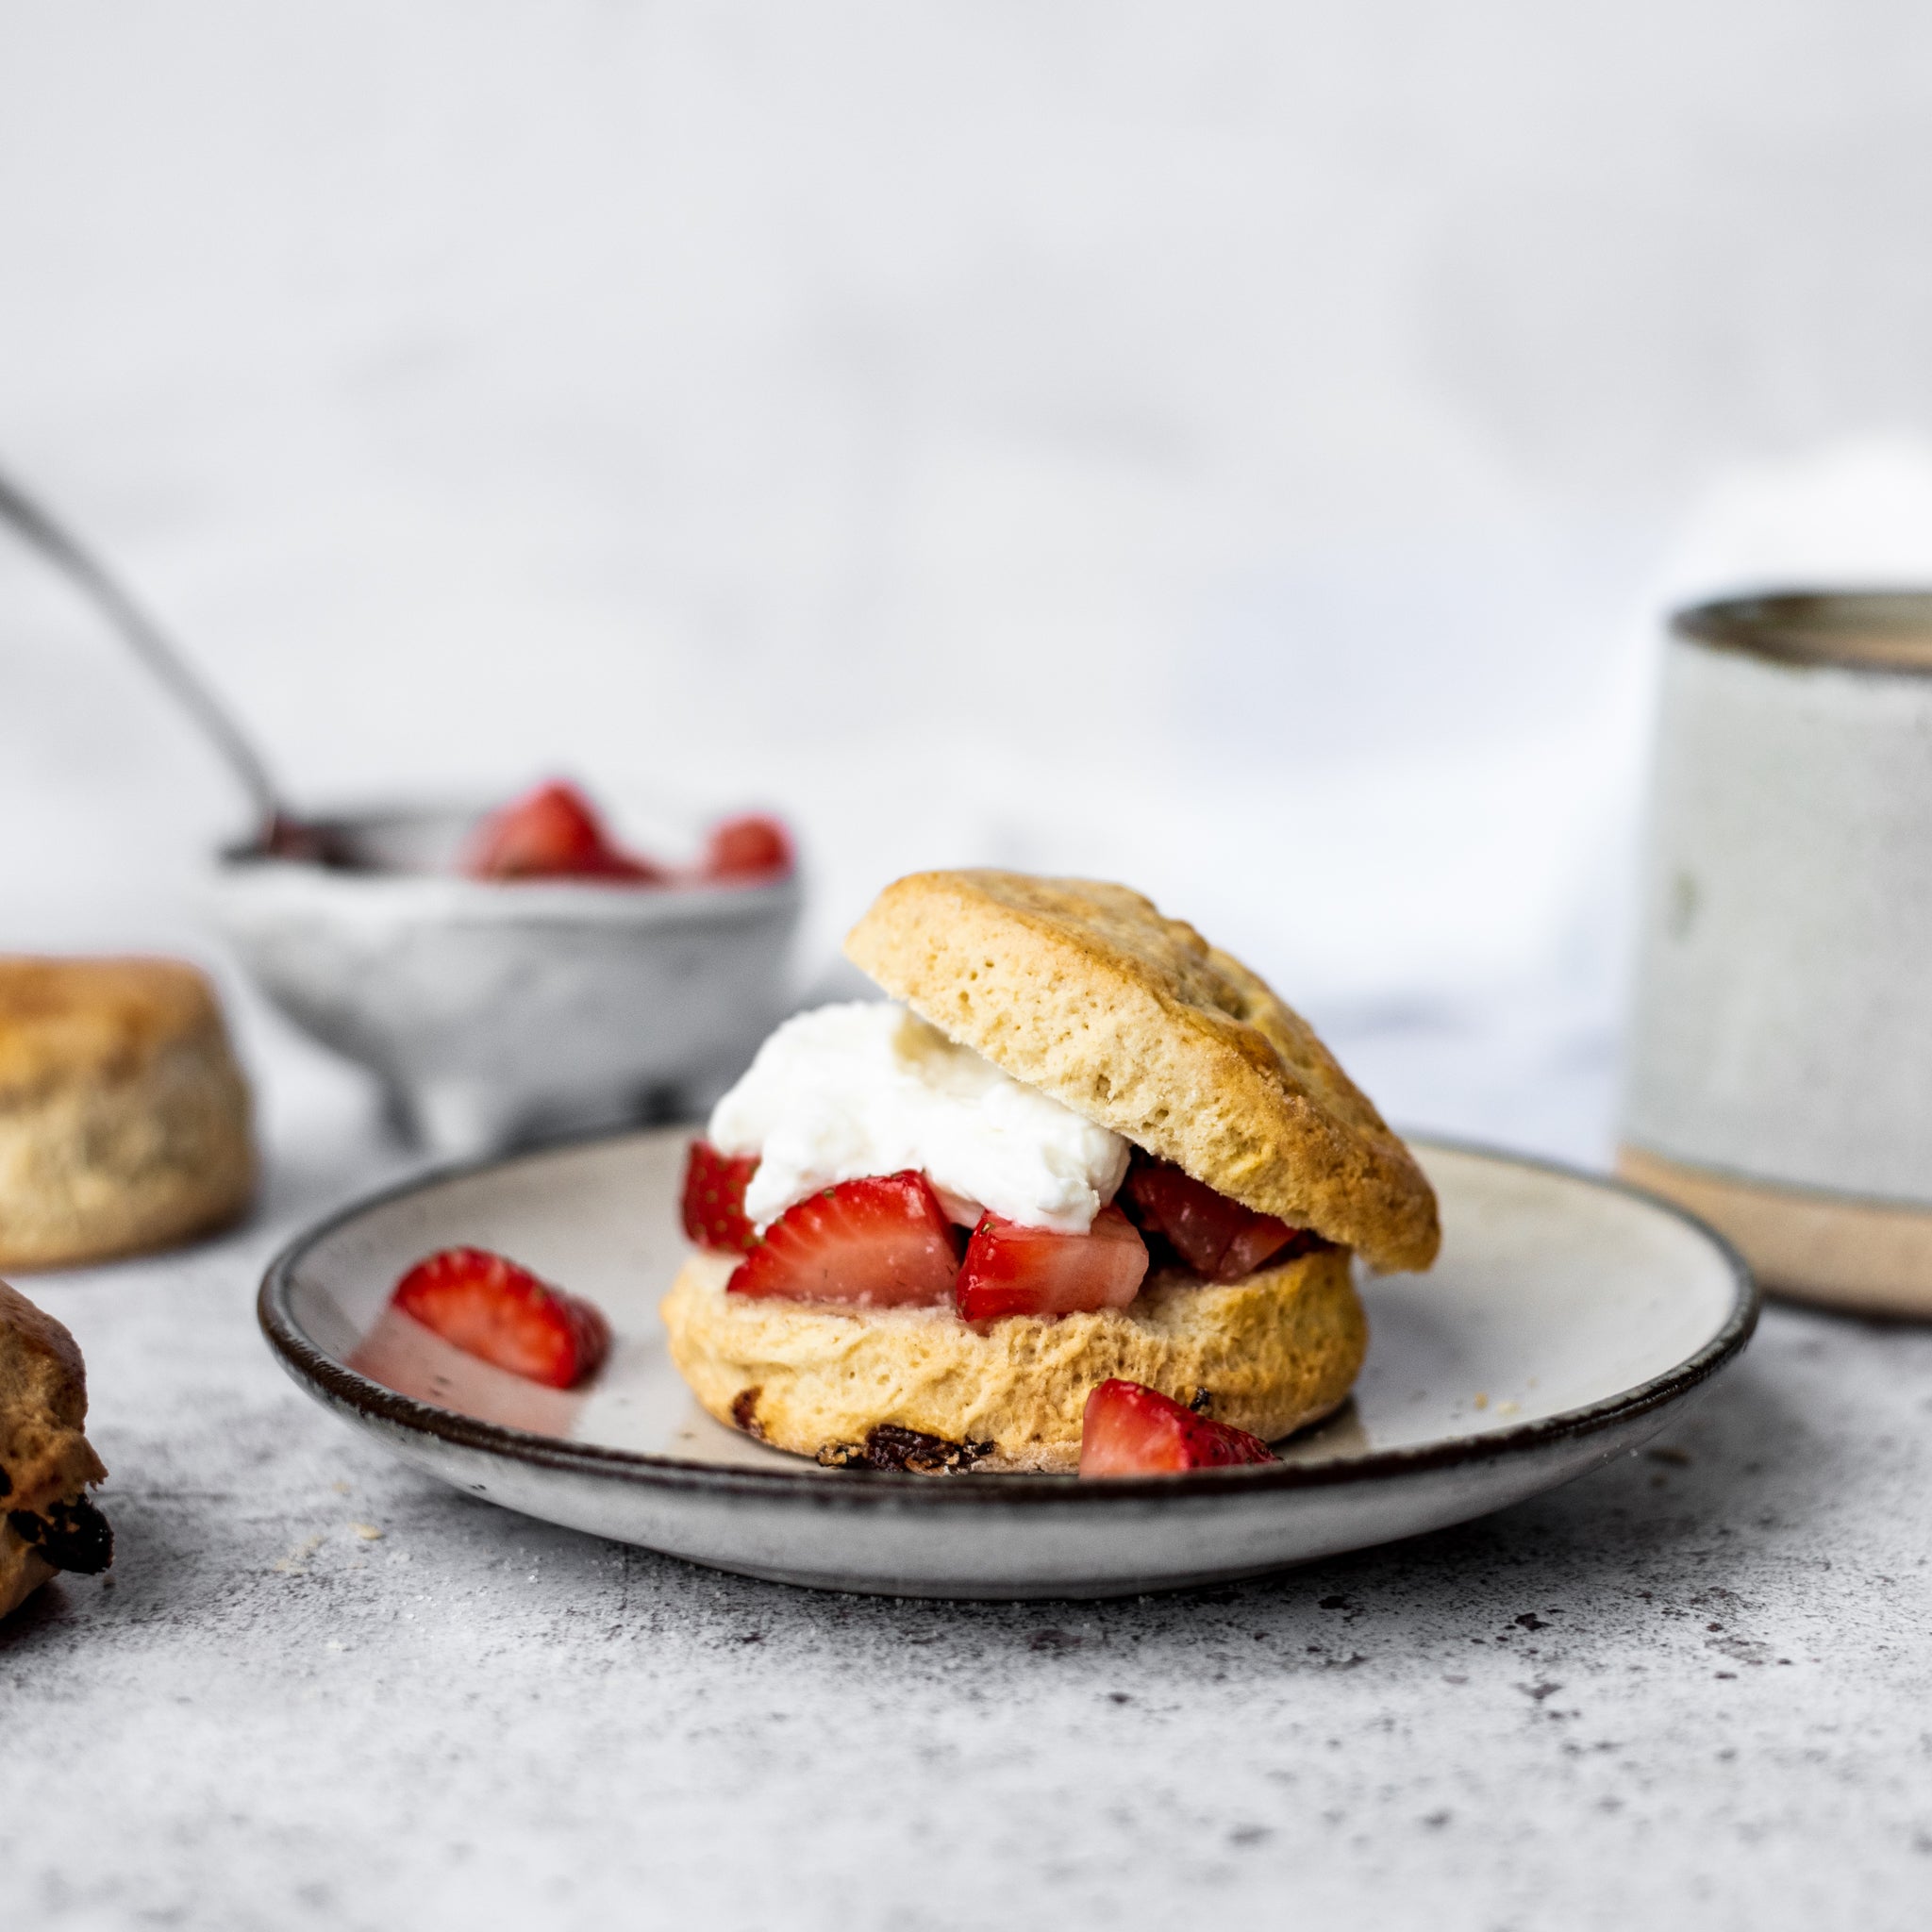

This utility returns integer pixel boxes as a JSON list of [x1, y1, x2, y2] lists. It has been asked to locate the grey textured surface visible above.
[[6, 1098, 1930, 1931]]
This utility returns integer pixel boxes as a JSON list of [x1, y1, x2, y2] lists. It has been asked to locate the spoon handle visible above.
[[0, 462, 287, 842]]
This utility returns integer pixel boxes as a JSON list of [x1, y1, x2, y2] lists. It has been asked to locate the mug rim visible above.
[[1673, 589, 1932, 674]]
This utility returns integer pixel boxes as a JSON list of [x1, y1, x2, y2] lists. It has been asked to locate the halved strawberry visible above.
[[954, 1204, 1149, 1322], [1123, 1156, 1305, 1282], [726, 1172, 958, 1307], [701, 813, 793, 880], [391, 1246, 610, 1389], [461, 780, 666, 883], [1078, 1378, 1278, 1476], [681, 1140, 760, 1254]]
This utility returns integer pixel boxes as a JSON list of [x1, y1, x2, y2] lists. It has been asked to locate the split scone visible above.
[[1, 1278, 112, 1616], [661, 871, 1439, 1473], [0, 958, 255, 1271]]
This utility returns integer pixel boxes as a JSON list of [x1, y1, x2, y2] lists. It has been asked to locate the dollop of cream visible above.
[[708, 1002, 1129, 1234]]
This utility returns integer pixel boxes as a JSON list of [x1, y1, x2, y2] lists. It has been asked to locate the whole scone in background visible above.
[[0, 958, 255, 1272]]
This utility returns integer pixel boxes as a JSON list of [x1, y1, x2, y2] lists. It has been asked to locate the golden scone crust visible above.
[[0, 1278, 110, 1617], [661, 1245, 1367, 1474], [0, 958, 255, 1271], [844, 870, 1440, 1274]]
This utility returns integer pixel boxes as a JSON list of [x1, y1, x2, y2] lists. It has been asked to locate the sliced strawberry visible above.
[[680, 1140, 760, 1254], [702, 813, 793, 880], [1123, 1156, 1303, 1282], [726, 1172, 958, 1307], [461, 780, 666, 883], [391, 1246, 610, 1389], [1079, 1378, 1278, 1476], [954, 1204, 1149, 1322]]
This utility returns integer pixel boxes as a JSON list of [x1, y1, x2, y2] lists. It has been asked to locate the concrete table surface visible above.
[[4, 1050, 1930, 1932]]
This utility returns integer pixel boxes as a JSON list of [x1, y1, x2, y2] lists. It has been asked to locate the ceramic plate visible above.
[[258, 1129, 1756, 1600]]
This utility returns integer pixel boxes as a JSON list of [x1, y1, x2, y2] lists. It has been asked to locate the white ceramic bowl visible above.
[[209, 803, 801, 1158]]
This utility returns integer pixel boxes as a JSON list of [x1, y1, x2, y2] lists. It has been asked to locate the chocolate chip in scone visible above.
[[857, 1424, 994, 1475], [1189, 1388, 1214, 1415], [729, 1387, 766, 1440], [8, 1495, 112, 1575], [0, 1465, 10, 1498]]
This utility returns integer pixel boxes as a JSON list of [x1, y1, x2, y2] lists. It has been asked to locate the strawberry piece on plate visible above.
[[681, 1141, 760, 1254], [701, 812, 793, 880], [391, 1246, 611, 1389], [726, 1172, 958, 1307], [1123, 1156, 1304, 1282], [1079, 1378, 1278, 1476], [461, 780, 665, 883], [954, 1204, 1149, 1322]]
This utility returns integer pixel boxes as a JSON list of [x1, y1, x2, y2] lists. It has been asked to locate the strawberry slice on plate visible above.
[[681, 1141, 760, 1254], [954, 1204, 1149, 1322], [726, 1172, 959, 1307], [1122, 1156, 1306, 1282], [701, 812, 793, 881], [1078, 1378, 1278, 1476], [461, 780, 665, 883], [391, 1246, 611, 1389]]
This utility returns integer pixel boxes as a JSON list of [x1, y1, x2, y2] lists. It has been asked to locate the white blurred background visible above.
[[6, 1, 1932, 1174]]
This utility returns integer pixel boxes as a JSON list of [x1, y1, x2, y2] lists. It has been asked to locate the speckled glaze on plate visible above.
[[258, 1129, 1756, 1600]]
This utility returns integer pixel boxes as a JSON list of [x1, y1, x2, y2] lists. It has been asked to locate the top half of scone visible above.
[[842, 870, 1438, 1275], [683, 870, 1438, 1293]]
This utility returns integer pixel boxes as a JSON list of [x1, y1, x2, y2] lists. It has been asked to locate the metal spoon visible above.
[[0, 461, 315, 854]]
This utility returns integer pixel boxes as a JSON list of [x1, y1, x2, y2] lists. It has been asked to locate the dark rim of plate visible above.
[[258, 1129, 1758, 1508]]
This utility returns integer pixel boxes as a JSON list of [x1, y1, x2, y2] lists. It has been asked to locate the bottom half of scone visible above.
[[660, 1244, 1368, 1474]]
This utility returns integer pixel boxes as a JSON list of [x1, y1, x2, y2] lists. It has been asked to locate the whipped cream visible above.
[[708, 1002, 1130, 1234]]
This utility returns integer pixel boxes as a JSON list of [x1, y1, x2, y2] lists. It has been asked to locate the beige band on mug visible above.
[[1618, 1141, 1932, 1319]]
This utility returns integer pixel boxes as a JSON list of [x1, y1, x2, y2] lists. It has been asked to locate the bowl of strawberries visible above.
[[211, 781, 802, 1158]]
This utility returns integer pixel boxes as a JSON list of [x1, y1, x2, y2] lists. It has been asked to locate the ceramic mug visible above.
[[1620, 591, 1932, 1315]]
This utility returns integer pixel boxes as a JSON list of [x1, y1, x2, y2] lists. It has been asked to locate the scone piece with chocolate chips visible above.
[[1, 1279, 112, 1617], [665, 1240, 1366, 1473], [663, 867, 1440, 1473]]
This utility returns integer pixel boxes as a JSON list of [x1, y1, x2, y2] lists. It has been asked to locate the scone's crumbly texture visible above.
[[662, 1245, 1367, 1473], [1, 1278, 110, 1618], [0, 957, 255, 1271], [845, 871, 1439, 1274]]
